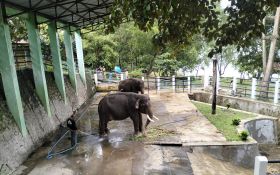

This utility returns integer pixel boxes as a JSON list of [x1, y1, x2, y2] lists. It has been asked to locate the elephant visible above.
[[118, 78, 145, 94], [98, 92, 158, 136]]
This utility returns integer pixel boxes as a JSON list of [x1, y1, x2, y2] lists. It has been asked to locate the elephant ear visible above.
[[135, 99, 140, 109]]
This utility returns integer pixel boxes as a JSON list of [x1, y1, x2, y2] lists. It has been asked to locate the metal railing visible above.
[[92, 72, 203, 93]]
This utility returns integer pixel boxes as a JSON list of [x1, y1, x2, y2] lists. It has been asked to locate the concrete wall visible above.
[[189, 143, 259, 168], [0, 69, 95, 173], [191, 92, 280, 119], [243, 117, 278, 144], [191, 92, 280, 144]]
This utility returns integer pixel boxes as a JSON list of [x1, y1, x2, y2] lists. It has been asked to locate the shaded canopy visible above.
[[2, 0, 113, 31]]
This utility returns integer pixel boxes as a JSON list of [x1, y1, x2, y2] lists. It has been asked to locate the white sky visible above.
[[220, 0, 231, 9]]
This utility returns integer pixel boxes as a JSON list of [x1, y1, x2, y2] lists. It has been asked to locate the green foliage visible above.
[[232, 119, 241, 126], [113, 23, 159, 72], [106, 0, 279, 57], [154, 52, 179, 76], [83, 33, 119, 70], [239, 130, 249, 141], [217, 45, 237, 76], [192, 101, 254, 141], [8, 17, 27, 42], [129, 69, 143, 78], [83, 23, 208, 75], [235, 39, 263, 77], [236, 39, 280, 77]]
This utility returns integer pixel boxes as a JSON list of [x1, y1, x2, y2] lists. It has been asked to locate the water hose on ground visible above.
[[46, 97, 95, 159]]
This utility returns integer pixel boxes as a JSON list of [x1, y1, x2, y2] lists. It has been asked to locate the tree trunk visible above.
[[262, 17, 267, 74], [212, 59, 217, 115], [261, 6, 280, 98]]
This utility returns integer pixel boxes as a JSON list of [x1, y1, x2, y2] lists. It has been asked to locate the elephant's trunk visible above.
[[145, 111, 158, 128]]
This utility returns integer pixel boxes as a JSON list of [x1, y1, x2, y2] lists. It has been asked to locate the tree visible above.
[[154, 52, 179, 76], [236, 38, 280, 79], [217, 45, 237, 76], [112, 23, 159, 72], [8, 17, 27, 43], [261, 6, 280, 97], [83, 33, 119, 70], [236, 42, 263, 79], [106, 0, 279, 56]]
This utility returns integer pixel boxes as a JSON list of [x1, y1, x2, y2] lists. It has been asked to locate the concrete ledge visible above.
[[184, 143, 259, 168], [96, 83, 118, 92], [190, 91, 280, 118], [191, 92, 280, 144], [183, 141, 257, 147], [239, 117, 278, 144]]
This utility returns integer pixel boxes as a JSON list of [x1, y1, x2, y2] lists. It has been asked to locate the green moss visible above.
[[192, 101, 255, 141]]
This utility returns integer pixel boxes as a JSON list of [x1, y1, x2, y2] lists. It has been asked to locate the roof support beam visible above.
[[0, 2, 27, 136], [64, 27, 77, 92], [37, 2, 112, 25], [25, 12, 51, 117], [74, 30, 86, 85], [4, 1, 77, 27], [48, 21, 67, 103]]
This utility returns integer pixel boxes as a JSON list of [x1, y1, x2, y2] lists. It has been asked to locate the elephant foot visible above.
[[105, 128, 110, 134], [142, 131, 147, 137], [134, 132, 147, 138], [99, 130, 108, 138], [99, 133, 108, 138], [134, 132, 142, 137]]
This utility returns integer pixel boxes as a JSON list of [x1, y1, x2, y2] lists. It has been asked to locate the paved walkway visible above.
[[147, 91, 226, 144], [14, 91, 252, 175]]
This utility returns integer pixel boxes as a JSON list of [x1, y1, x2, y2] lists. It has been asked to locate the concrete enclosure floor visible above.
[[13, 91, 253, 175]]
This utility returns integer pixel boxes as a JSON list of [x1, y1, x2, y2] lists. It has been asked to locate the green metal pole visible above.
[[25, 12, 51, 117], [0, 3, 27, 136], [48, 22, 67, 103], [74, 31, 86, 85], [64, 28, 77, 92]]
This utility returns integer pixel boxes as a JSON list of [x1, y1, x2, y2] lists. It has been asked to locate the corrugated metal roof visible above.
[[3, 0, 113, 30]]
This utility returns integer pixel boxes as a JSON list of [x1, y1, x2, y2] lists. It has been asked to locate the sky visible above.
[[220, 0, 231, 9]]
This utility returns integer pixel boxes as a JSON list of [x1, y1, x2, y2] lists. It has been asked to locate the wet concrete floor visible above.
[[259, 145, 280, 174], [14, 91, 254, 175]]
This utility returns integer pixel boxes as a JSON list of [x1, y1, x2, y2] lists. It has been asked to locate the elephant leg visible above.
[[99, 119, 105, 136], [105, 121, 110, 134], [99, 115, 108, 136], [138, 113, 143, 133], [131, 114, 140, 135]]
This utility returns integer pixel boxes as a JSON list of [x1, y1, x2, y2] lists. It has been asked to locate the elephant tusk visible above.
[[146, 115, 155, 122], [153, 115, 159, 120]]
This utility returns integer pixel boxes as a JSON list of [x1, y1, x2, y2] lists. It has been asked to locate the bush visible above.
[[232, 119, 241, 126], [129, 69, 143, 78], [239, 131, 249, 141]]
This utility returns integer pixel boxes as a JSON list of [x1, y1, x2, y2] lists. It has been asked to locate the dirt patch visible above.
[[129, 127, 178, 142]]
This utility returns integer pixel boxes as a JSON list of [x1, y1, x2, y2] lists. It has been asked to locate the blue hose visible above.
[[46, 130, 74, 159], [46, 99, 93, 159]]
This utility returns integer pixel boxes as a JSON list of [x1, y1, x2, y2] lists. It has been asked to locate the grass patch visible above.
[[130, 127, 177, 142], [192, 101, 254, 141]]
